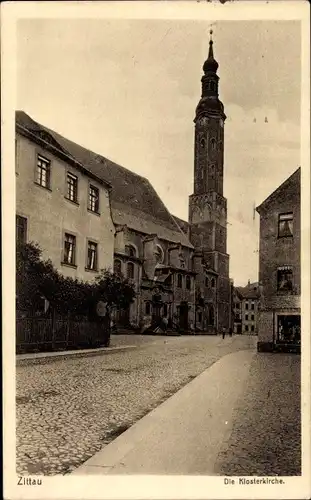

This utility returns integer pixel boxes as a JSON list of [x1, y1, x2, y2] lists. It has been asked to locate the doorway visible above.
[[178, 302, 189, 332]]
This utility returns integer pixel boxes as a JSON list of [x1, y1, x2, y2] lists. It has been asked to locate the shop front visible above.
[[275, 311, 301, 352]]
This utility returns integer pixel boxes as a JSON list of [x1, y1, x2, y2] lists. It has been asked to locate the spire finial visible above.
[[209, 28, 213, 41]]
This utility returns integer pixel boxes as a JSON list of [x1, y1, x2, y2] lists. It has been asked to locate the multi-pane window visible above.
[[127, 262, 134, 280], [251, 303, 255, 310], [87, 241, 98, 271], [251, 314, 255, 321], [114, 259, 122, 276], [186, 276, 191, 290], [277, 267, 293, 291], [245, 314, 248, 321], [211, 278, 216, 288], [36, 155, 51, 188], [251, 325, 255, 332], [88, 185, 99, 213], [63, 233, 76, 265], [245, 325, 249, 332], [236, 303, 240, 309], [245, 302, 249, 310], [67, 173, 78, 202], [16, 215, 27, 245], [278, 213, 293, 238], [177, 274, 183, 288]]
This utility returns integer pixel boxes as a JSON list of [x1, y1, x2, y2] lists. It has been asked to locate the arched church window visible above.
[[200, 137, 206, 148], [155, 245, 164, 264], [211, 138, 216, 151], [114, 259, 122, 276], [127, 262, 135, 279], [125, 244, 136, 257], [208, 305, 215, 325]]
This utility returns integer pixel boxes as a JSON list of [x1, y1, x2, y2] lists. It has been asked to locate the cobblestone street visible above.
[[16, 334, 255, 475], [214, 352, 301, 476]]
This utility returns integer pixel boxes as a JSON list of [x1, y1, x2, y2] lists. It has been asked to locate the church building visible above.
[[15, 31, 231, 334]]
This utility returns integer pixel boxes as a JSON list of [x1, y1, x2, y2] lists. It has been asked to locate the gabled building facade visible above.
[[256, 168, 301, 352]]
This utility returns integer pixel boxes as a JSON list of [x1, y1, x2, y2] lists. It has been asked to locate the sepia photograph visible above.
[[2, 1, 310, 499]]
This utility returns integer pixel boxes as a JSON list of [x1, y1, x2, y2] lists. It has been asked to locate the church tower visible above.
[[189, 31, 231, 332]]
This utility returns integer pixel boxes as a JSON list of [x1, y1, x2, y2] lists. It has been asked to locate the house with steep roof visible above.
[[256, 168, 301, 352]]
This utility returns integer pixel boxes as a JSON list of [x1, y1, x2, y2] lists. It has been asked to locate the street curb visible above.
[[71, 349, 256, 475], [16, 345, 137, 366]]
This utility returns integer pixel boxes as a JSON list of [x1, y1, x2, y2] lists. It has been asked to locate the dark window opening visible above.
[[277, 315, 300, 344], [36, 155, 51, 188], [186, 276, 191, 290], [114, 259, 122, 276], [64, 233, 76, 265], [88, 185, 99, 213], [277, 267, 293, 291], [87, 241, 97, 270], [278, 213, 293, 238], [145, 302, 151, 315], [67, 173, 78, 202], [127, 262, 134, 280], [177, 274, 183, 288], [16, 215, 27, 245]]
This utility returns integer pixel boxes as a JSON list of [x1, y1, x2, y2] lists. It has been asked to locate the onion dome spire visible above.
[[203, 29, 219, 74]]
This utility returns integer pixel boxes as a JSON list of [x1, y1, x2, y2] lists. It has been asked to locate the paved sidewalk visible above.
[[72, 350, 255, 475]]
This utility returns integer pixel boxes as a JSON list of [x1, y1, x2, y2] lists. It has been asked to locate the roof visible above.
[[172, 215, 190, 235], [16, 111, 193, 249], [236, 282, 260, 300], [256, 167, 300, 214]]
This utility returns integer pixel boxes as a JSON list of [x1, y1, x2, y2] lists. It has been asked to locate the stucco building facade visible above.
[[16, 112, 115, 281], [256, 168, 301, 352], [234, 281, 260, 334]]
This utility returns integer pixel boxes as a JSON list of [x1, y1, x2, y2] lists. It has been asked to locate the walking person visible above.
[[222, 327, 226, 339]]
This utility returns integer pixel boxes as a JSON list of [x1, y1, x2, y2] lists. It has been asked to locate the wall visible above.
[[257, 171, 300, 349], [16, 134, 115, 281]]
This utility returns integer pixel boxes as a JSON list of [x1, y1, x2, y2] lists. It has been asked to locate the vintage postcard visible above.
[[2, 1, 310, 499]]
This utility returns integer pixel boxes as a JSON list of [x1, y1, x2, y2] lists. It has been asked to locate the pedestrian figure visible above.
[[222, 327, 226, 339], [162, 316, 168, 334]]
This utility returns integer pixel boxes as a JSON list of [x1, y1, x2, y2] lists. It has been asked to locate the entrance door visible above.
[[179, 302, 189, 332], [152, 303, 162, 328]]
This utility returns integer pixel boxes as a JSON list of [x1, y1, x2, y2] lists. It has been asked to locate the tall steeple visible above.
[[188, 29, 231, 334], [195, 30, 225, 121]]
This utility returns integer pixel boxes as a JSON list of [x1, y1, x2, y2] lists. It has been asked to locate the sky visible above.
[[17, 18, 301, 286]]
